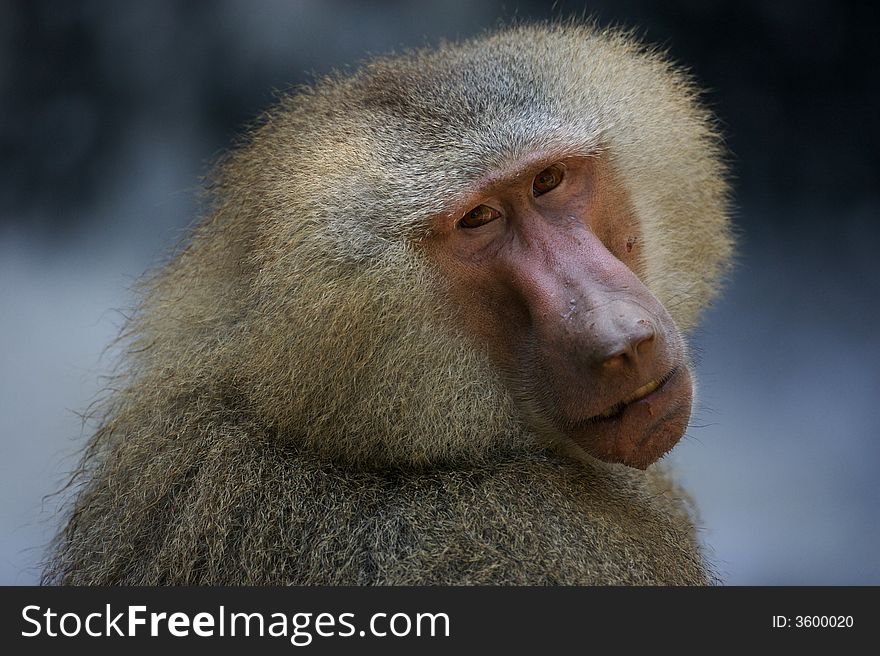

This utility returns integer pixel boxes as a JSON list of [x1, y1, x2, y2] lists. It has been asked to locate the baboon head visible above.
[[129, 23, 731, 471]]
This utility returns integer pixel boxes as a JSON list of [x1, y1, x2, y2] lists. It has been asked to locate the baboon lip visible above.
[[590, 366, 680, 422], [564, 365, 693, 469]]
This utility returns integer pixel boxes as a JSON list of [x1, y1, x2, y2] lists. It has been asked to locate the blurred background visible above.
[[1, 0, 878, 585]]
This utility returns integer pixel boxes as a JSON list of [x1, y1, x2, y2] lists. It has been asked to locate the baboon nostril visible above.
[[600, 321, 656, 368]]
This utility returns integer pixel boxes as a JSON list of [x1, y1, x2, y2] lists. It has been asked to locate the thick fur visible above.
[[44, 22, 731, 585]]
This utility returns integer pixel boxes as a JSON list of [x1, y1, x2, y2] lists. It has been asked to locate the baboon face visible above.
[[425, 151, 692, 469]]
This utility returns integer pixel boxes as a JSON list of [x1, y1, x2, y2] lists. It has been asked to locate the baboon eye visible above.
[[459, 205, 502, 229], [532, 163, 565, 196]]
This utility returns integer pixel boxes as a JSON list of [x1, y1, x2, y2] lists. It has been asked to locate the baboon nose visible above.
[[600, 319, 656, 369]]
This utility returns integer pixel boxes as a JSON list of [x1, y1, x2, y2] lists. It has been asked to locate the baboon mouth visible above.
[[592, 366, 679, 421], [564, 365, 693, 469]]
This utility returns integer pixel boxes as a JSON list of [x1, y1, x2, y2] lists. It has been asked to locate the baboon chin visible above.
[[45, 22, 732, 585]]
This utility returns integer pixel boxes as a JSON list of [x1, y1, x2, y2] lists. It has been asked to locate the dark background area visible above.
[[1, 0, 878, 584]]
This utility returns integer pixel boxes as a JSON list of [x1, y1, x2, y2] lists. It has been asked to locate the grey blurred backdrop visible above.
[[1, 0, 878, 585]]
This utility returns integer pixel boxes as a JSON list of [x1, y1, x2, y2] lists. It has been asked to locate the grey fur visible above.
[[44, 22, 731, 585]]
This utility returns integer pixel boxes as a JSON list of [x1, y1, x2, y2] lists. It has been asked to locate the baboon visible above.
[[44, 22, 732, 585]]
